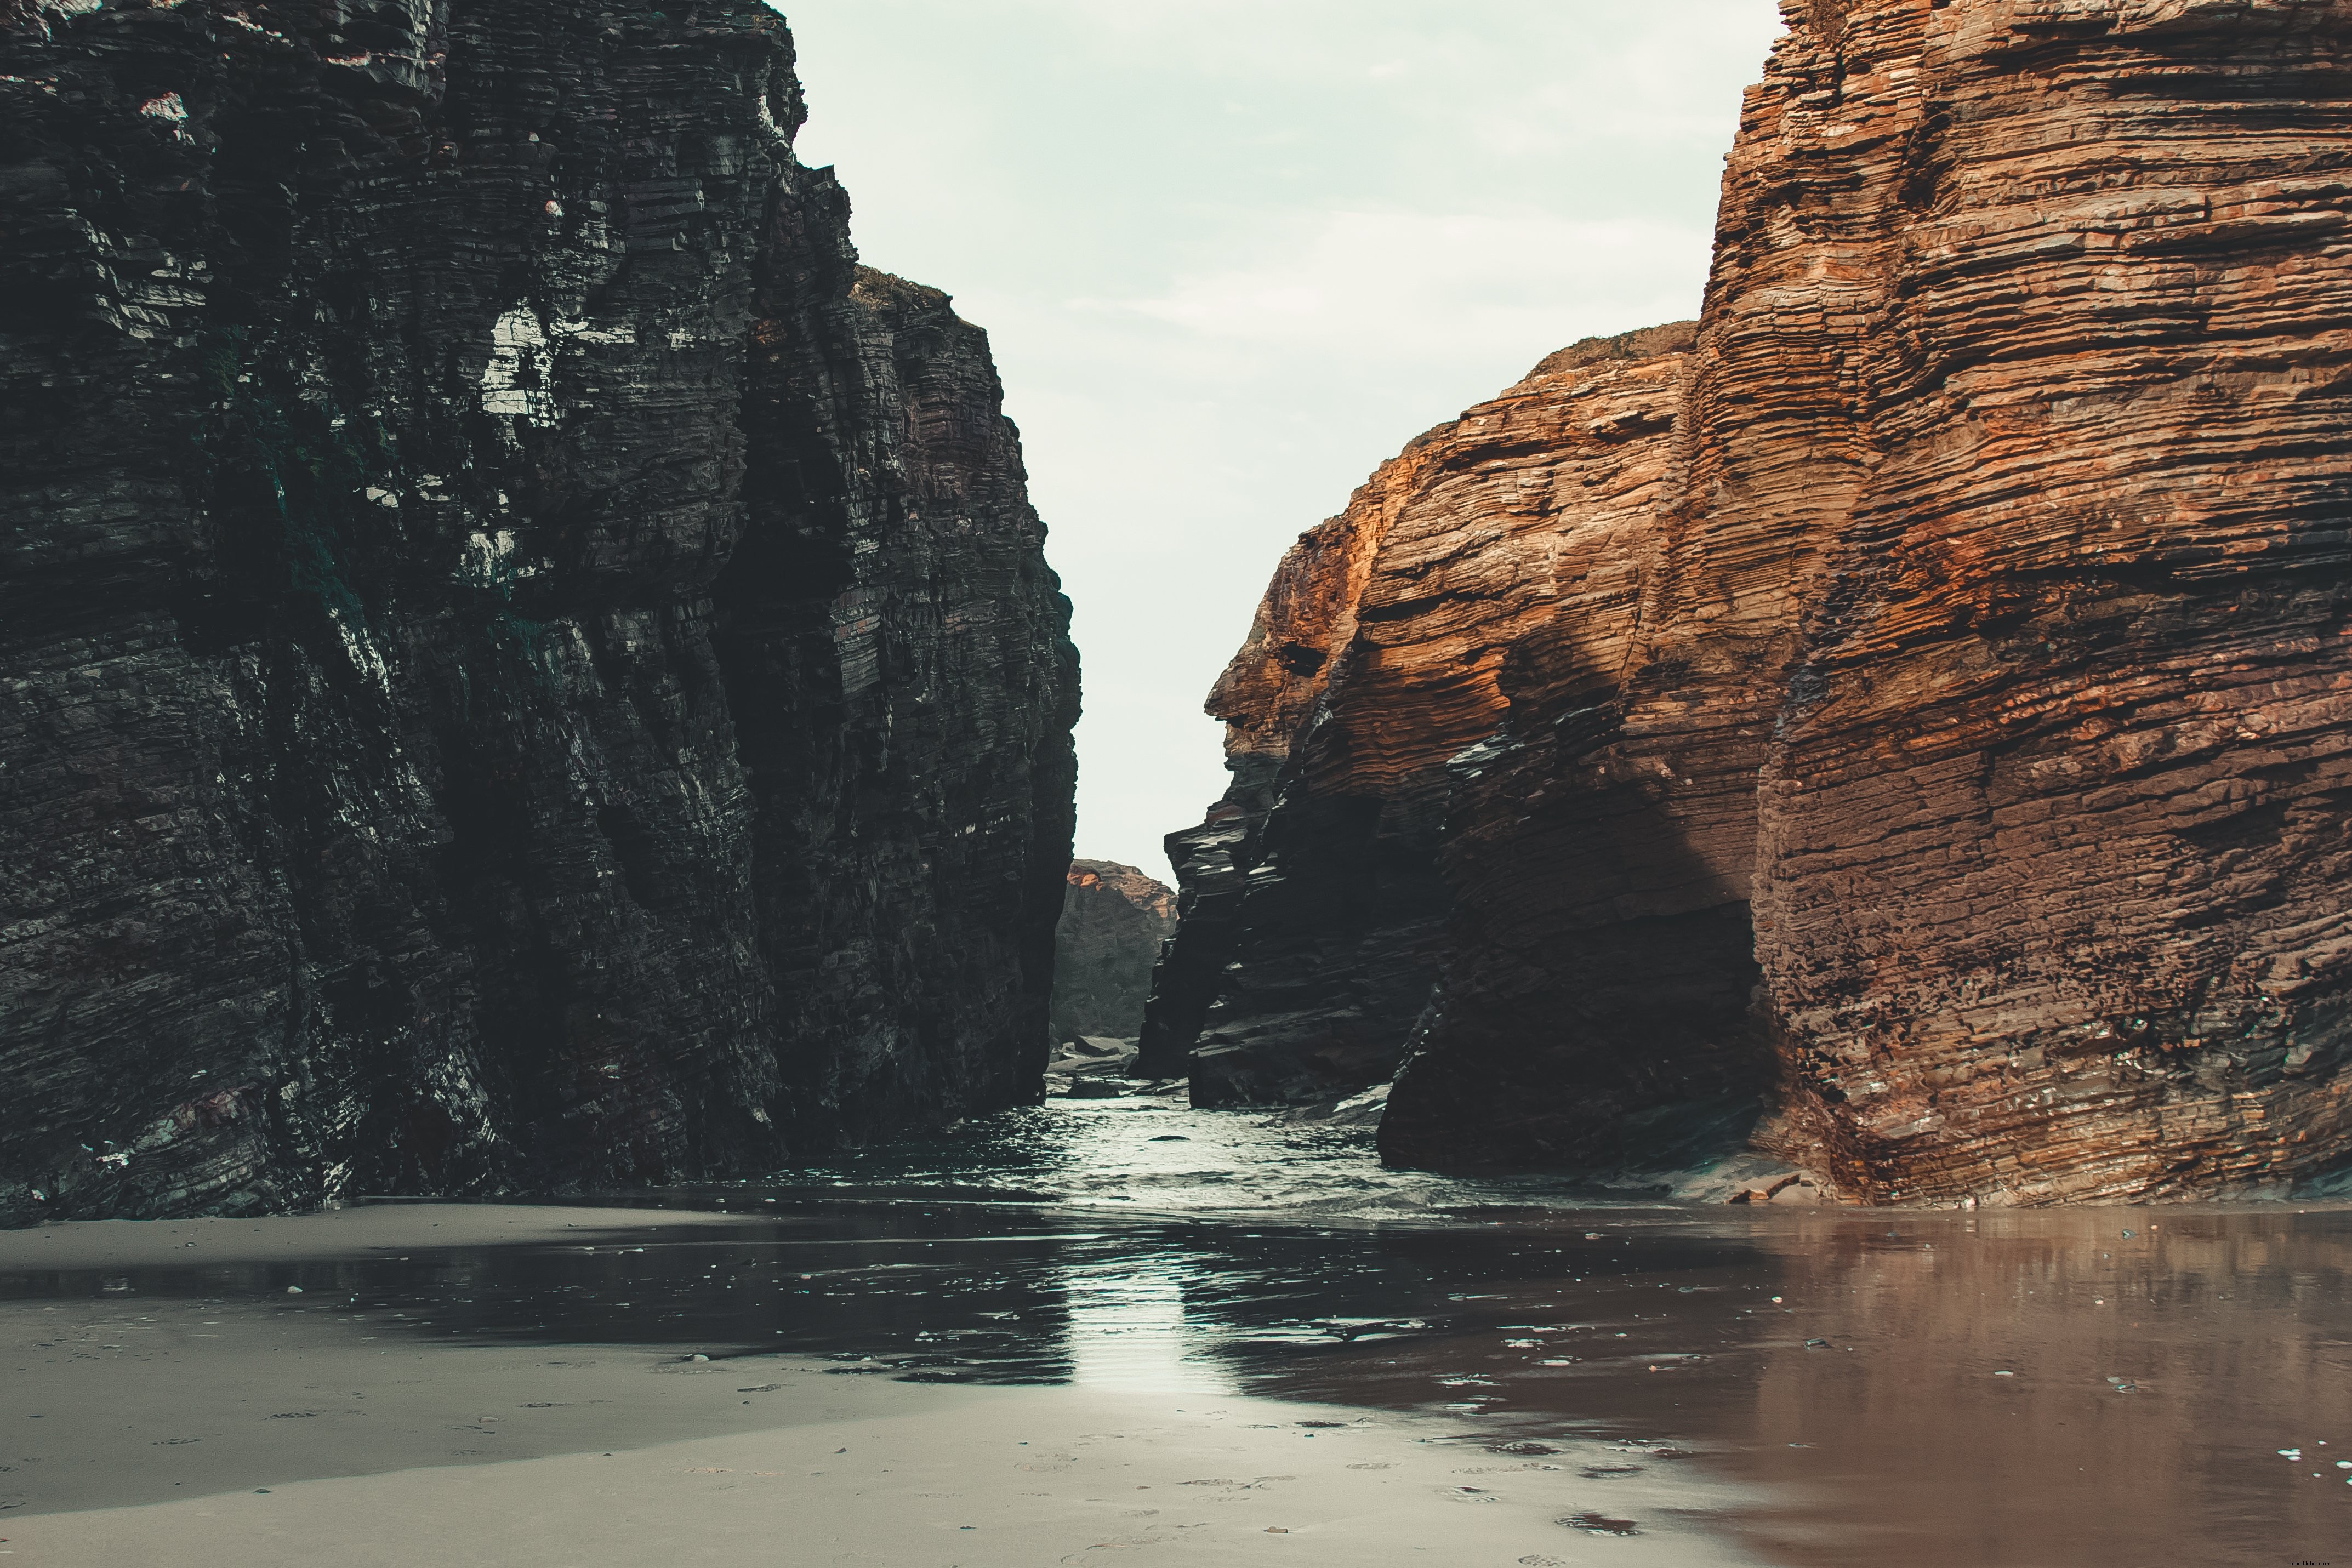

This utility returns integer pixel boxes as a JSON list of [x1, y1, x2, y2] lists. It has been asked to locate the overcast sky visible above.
[[778, 1, 1789, 880]]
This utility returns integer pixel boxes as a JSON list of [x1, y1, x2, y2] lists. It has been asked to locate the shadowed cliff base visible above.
[[1380, 563, 1779, 1171], [1141, 323, 1705, 1118], [1143, 320, 1786, 1169]]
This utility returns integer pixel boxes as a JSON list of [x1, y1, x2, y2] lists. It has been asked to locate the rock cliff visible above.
[[1164, 0, 2352, 1202], [1140, 325, 1701, 1108], [0, 0, 1078, 1224], [1374, 323, 1779, 1172], [1049, 859, 1175, 1043], [1737, 0, 2352, 1203]]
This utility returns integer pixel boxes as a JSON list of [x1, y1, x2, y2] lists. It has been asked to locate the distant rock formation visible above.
[[0, 1, 1078, 1224], [1153, 0, 2352, 1204], [1051, 860, 1176, 1044]]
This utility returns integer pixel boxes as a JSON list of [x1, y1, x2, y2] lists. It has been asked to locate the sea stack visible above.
[[1152, 0, 2352, 1204], [0, 0, 1079, 1223], [1051, 860, 1176, 1044]]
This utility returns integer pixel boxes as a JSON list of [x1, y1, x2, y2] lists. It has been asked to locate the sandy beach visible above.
[[0, 1204, 1753, 1567], [10, 1179, 2350, 1567]]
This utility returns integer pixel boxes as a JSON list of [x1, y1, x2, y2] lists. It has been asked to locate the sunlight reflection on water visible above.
[[1062, 1259, 1234, 1393], [790, 1090, 1639, 1221], [5, 1096, 2349, 1565]]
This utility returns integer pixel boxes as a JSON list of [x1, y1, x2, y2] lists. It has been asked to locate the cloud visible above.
[[771, 0, 1787, 875]]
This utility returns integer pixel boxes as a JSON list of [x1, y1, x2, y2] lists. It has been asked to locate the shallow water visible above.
[[8, 1093, 2350, 1565]]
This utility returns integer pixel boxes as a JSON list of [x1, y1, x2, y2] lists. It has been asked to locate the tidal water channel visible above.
[[7, 1092, 2349, 1566]]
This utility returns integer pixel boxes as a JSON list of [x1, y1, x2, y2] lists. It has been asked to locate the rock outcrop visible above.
[[1049, 859, 1175, 1043], [1163, 0, 2352, 1202], [1736, 0, 2352, 1203], [1374, 321, 1780, 1173], [0, 0, 1078, 1225], [1141, 325, 1701, 1108]]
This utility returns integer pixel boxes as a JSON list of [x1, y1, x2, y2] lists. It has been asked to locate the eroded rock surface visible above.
[[0, 0, 1078, 1223], [1142, 324, 1700, 1108], [1050, 859, 1175, 1043], [1375, 323, 1779, 1171], [1165, 0, 2352, 1202], [1740, 0, 2352, 1202]]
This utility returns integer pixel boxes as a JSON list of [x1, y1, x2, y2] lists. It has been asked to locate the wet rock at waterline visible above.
[[1049, 1036, 1136, 1081], [1155, 0, 2352, 1202], [1041, 1036, 1178, 1101], [1050, 860, 1176, 1043], [0, 1, 1078, 1223]]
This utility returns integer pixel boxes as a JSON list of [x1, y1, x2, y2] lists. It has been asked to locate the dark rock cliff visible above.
[[1132, 501, 1377, 1082], [1160, 0, 2352, 1202], [0, 0, 1078, 1225], [1049, 859, 1175, 1044]]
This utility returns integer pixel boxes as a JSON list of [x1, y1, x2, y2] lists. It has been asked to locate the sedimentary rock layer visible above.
[[1376, 322, 1782, 1170], [1133, 492, 1380, 1082], [1172, 0, 2352, 1201], [1741, 0, 2352, 1202], [1141, 325, 1700, 1107], [1050, 859, 1175, 1042], [0, 0, 1078, 1224]]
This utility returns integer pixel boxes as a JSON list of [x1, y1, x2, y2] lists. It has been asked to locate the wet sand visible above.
[[0, 1205, 1753, 1567], [8, 1110, 2352, 1567], [0, 1201, 769, 1270], [3, 1377, 1751, 1567]]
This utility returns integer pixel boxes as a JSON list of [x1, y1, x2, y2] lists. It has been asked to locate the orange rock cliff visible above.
[[1145, 0, 2352, 1203]]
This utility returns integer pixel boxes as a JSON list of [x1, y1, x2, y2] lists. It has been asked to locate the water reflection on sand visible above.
[[3, 1095, 2345, 1565]]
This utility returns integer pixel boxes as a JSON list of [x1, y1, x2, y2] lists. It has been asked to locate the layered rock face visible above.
[[1141, 325, 1699, 1106], [1133, 490, 1382, 1082], [1377, 322, 1780, 1171], [1169, 0, 2352, 1201], [1049, 859, 1175, 1042], [1739, 0, 2352, 1202], [0, 0, 1078, 1224]]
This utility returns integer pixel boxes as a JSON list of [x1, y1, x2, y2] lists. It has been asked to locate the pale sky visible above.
[[779, 1, 1789, 880]]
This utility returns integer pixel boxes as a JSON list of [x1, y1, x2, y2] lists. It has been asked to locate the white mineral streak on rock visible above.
[[480, 305, 555, 421], [481, 306, 635, 421], [457, 528, 521, 586], [137, 91, 190, 142], [331, 610, 392, 695]]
